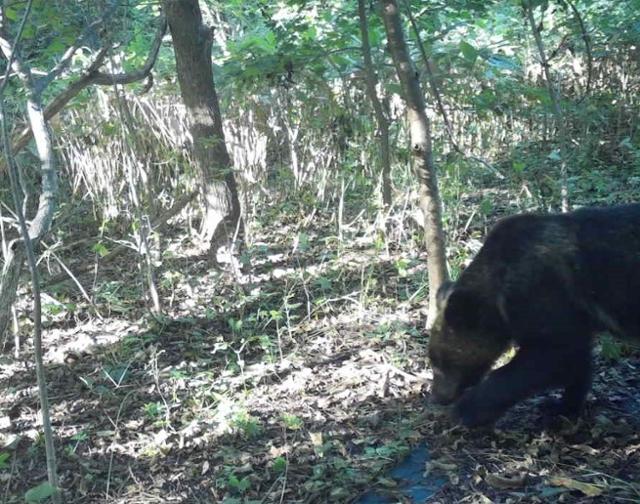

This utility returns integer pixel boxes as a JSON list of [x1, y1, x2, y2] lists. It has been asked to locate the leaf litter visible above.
[[0, 210, 639, 503]]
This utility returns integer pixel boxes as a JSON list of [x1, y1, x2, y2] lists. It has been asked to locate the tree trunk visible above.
[[358, 0, 392, 208], [0, 36, 58, 343], [379, 0, 448, 326], [0, 247, 23, 344], [525, 1, 569, 212], [164, 0, 243, 257]]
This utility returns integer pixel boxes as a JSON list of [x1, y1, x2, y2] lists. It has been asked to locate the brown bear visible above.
[[428, 204, 640, 427]]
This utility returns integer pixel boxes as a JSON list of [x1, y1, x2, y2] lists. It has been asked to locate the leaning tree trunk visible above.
[[164, 0, 243, 258], [0, 45, 58, 344], [379, 0, 448, 326]]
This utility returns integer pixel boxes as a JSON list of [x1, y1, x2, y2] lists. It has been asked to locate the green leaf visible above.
[[228, 318, 243, 333], [297, 233, 310, 252], [460, 41, 478, 63], [4, 7, 19, 21], [512, 161, 526, 173], [273, 456, 287, 473], [486, 54, 521, 72], [0, 452, 9, 469], [25, 482, 57, 503], [315, 276, 331, 290], [480, 198, 493, 215], [92, 242, 109, 257], [228, 474, 251, 493]]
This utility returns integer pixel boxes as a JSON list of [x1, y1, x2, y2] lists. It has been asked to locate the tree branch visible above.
[[37, 1, 119, 91], [565, 0, 592, 101], [1, 14, 167, 171]]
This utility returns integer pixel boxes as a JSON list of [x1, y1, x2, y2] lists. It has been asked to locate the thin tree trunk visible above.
[[0, 5, 60, 497], [379, 0, 448, 326], [525, 1, 569, 212], [164, 0, 243, 258], [358, 0, 391, 208]]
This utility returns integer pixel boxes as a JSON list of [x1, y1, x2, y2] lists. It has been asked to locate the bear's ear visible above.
[[443, 288, 482, 332], [436, 281, 457, 311]]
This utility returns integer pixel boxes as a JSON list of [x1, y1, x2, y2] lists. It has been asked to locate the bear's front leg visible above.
[[453, 346, 577, 428]]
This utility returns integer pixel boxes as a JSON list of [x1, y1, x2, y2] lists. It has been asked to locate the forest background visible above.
[[0, 0, 639, 502]]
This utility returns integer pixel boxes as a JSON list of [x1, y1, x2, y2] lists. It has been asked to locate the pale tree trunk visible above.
[[358, 0, 391, 208], [164, 0, 243, 258], [0, 7, 60, 498], [525, 1, 569, 212], [379, 0, 448, 326], [0, 45, 56, 344]]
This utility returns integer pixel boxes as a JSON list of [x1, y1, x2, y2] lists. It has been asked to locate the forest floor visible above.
[[1, 198, 639, 503]]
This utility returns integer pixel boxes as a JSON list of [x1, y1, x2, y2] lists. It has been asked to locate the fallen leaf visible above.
[[485, 472, 527, 489], [549, 476, 603, 497], [425, 460, 457, 473], [309, 431, 323, 447], [376, 477, 397, 488]]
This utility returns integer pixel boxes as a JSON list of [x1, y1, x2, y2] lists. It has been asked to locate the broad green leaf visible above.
[[92, 243, 109, 257], [4, 7, 18, 21], [460, 41, 478, 63], [512, 161, 526, 173], [25, 482, 57, 503]]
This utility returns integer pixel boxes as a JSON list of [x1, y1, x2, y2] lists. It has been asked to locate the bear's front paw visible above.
[[540, 396, 583, 420], [453, 389, 500, 428]]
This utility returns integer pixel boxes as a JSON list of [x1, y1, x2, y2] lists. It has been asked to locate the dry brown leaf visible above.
[[309, 431, 323, 449], [424, 459, 457, 476], [485, 472, 527, 490], [549, 476, 603, 497], [624, 443, 640, 455], [570, 444, 599, 456]]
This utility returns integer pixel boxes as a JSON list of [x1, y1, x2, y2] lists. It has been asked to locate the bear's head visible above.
[[428, 281, 508, 405]]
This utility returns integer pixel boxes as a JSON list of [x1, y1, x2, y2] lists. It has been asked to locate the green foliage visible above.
[[94, 281, 138, 314], [3, 1, 640, 500], [144, 402, 165, 419], [0, 452, 9, 470], [25, 482, 57, 503], [281, 413, 304, 430], [231, 411, 263, 438], [599, 333, 633, 360], [64, 431, 88, 456], [227, 473, 251, 494]]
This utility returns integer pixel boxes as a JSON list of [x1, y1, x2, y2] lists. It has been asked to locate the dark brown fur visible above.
[[428, 204, 640, 427]]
